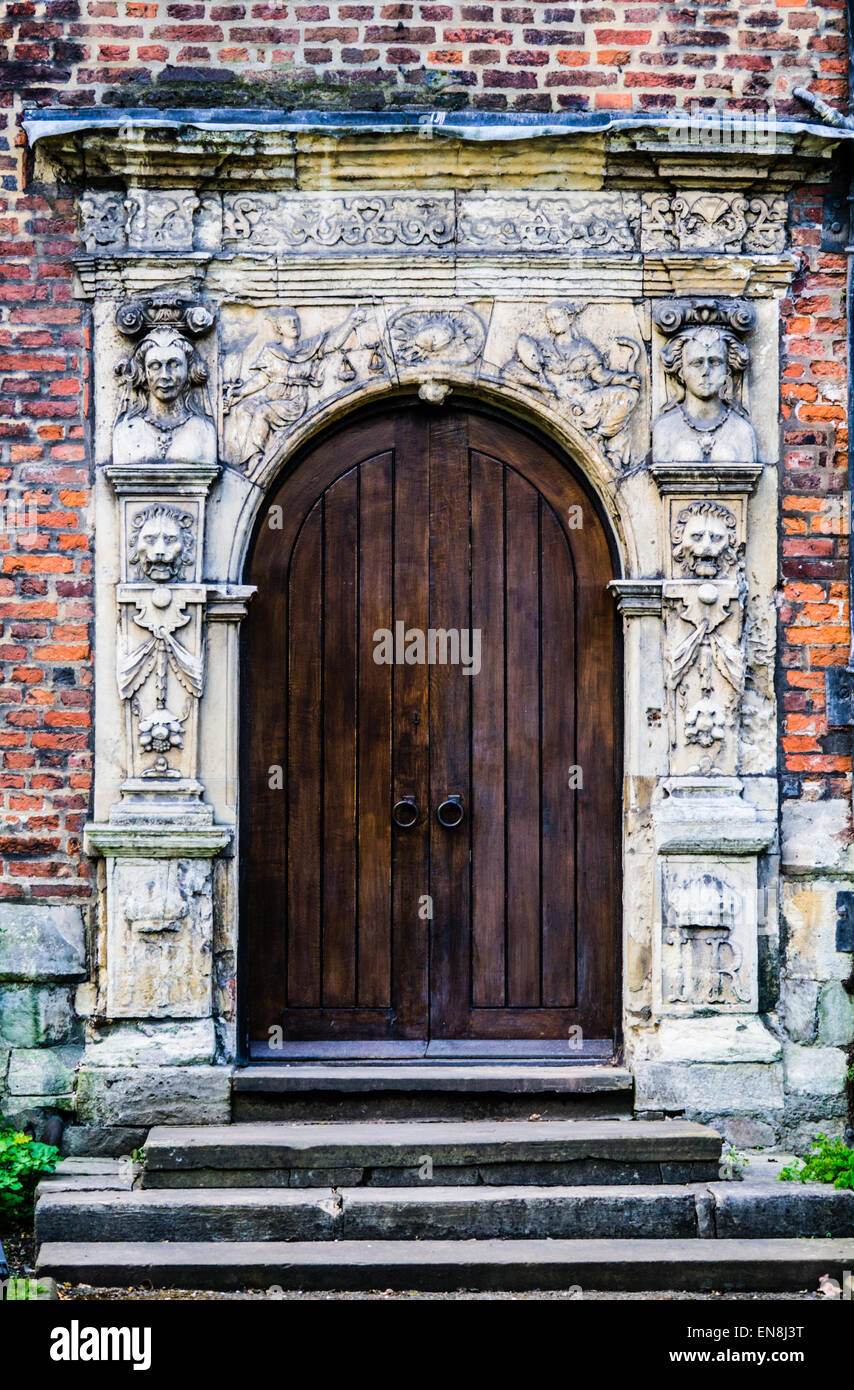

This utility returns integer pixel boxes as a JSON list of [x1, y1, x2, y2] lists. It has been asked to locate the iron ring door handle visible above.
[[392, 797, 419, 829], [436, 795, 465, 828]]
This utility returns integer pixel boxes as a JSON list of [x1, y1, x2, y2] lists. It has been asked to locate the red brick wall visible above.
[[0, 4, 850, 909], [0, 162, 92, 905], [0, 1, 847, 114], [781, 188, 851, 800]]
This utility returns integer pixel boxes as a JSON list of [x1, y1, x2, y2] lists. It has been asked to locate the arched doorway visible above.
[[243, 401, 621, 1055]]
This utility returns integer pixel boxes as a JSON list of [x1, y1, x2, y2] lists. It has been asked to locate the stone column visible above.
[[631, 298, 782, 1132], [81, 296, 245, 1121]]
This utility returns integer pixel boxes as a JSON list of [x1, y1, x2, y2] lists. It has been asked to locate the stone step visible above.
[[36, 1237, 854, 1292], [232, 1063, 634, 1122], [141, 1119, 721, 1189], [35, 1180, 854, 1245]]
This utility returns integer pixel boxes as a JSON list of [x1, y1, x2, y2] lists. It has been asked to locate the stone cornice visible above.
[[103, 461, 221, 496], [608, 579, 664, 616], [84, 822, 233, 858], [25, 109, 844, 194], [649, 460, 765, 496]]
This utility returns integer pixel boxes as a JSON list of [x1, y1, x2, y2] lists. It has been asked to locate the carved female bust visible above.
[[113, 327, 217, 467], [653, 323, 758, 464]]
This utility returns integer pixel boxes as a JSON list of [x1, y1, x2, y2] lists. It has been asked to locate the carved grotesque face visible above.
[[678, 512, 732, 578], [679, 328, 728, 403], [142, 332, 190, 405], [134, 514, 186, 582], [273, 310, 301, 344]]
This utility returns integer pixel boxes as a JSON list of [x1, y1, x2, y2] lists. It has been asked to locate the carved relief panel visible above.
[[105, 857, 214, 1017], [658, 856, 759, 1015], [652, 299, 758, 465], [662, 497, 748, 776], [221, 302, 394, 475]]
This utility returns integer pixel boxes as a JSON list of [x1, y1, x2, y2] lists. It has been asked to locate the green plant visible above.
[[779, 1133, 854, 1190], [0, 1129, 59, 1221], [719, 1143, 750, 1179]]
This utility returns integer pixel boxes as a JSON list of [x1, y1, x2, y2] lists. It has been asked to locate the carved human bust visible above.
[[128, 505, 195, 583], [671, 500, 739, 579], [114, 326, 217, 467], [653, 322, 758, 464]]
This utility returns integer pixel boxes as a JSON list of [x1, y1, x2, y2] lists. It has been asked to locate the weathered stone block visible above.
[[7, 1046, 81, 1097], [779, 977, 819, 1044], [781, 799, 854, 876], [61, 1126, 149, 1159], [2, 1097, 77, 1128], [0, 904, 87, 983], [0, 985, 79, 1049], [633, 1060, 784, 1115], [84, 1018, 216, 1068], [76, 1065, 231, 1126], [783, 1043, 848, 1096], [817, 983, 854, 1047], [635, 1015, 781, 1064], [782, 879, 853, 983], [717, 1116, 778, 1150]]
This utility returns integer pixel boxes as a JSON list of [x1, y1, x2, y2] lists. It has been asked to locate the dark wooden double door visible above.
[[246, 406, 619, 1052]]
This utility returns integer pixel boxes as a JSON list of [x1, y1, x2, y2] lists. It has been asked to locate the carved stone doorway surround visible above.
[[25, 111, 841, 1125]]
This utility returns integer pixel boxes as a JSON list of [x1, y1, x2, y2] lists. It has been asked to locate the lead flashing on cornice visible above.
[[23, 106, 852, 146]]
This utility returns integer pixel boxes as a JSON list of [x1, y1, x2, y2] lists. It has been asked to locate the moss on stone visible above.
[[108, 67, 475, 114]]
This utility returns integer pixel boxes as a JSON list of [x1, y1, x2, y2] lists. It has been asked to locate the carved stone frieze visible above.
[[641, 193, 788, 255], [652, 298, 758, 466], [124, 190, 200, 252], [79, 190, 126, 252], [79, 189, 214, 255], [459, 192, 638, 252], [223, 192, 456, 252]]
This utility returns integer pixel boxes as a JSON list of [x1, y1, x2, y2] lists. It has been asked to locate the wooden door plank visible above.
[[321, 468, 359, 1007], [429, 411, 472, 1038], [540, 498, 577, 1007], [470, 451, 507, 1007], [504, 470, 542, 1008], [391, 411, 431, 1038], [357, 452, 394, 1007], [245, 511, 288, 1041], [286, 500, 324, 1009], [574, 525, 619, 1037]]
